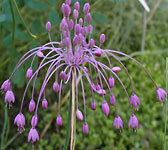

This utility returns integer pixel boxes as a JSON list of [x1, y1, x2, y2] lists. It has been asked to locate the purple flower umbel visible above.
[[1, 0, 166, 144]]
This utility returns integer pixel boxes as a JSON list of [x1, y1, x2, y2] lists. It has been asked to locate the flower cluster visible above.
[[1, 0, 166, 145]]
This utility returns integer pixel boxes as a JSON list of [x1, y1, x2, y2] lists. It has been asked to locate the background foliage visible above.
[[0, 0, 168, 149]]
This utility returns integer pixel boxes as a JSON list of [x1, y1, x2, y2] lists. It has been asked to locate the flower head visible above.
[[14, 113, 25, 132], [28, 128, 39, 143], [128, 114, 138, 130], [1, 80, 11, 92], [156, 87, 167, 104], [83, 123, 89, 134], [113, 115, 123, 130], [29, 99, 35, 112], [130, 94, 140, 110], [56, 115, 63, 126], [5, 90, 15, 107], [102, 101, 110, 116]]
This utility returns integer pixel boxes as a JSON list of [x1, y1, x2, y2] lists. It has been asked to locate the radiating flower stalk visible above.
[[1, 0, 166, 149]]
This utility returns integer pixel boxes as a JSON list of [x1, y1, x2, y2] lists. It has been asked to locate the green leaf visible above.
[[15, 27, 30, 42], [31, 19, 45, 34], [24, 0, 49, 11], [48, 10, 60, 25], [92, 13, 108, 24], [48, 0, 56, 5], [0, 14, 6, 22]]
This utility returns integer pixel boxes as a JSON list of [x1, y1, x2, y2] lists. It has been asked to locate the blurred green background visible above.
[[0, 0, 168, 149]]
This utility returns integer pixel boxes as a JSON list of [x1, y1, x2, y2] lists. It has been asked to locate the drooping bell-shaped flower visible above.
[[28, 128, 39, 143], [5, 90, 15, 106], [31, 115, 38, 127], [128, 114, 138, 130], [156, 87, 167, 104], [60, 71, 67, 81], [91, 101, 96, 110], [14, 113, 25, 132], [29, 99, 35, 112], [74, 1, 80, 11], [96, 84, 101, 90], [1, 80, 11, 92], [102, 101, 110, 116], [93, 49, 102, 57], [76, 109, 83, 121], [53, 81, 60, 92], [112, 66, 121, 72], [83, 123, 89, 134], [42, 98, 48, 109], [26, 67, 33, 79], [46, 21, 51, 32], [99, 34, 106, 44], [97, 89, 106, 96], [113, 115, 123, 130], [56, 115, 63, 126], [130, 94, 140, 110], [108, 76, 115, 88], [109, 95, 115, 106], [83, 3, 90, 15]]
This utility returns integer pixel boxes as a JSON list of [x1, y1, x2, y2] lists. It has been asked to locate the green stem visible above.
[[63, 86, 72, 150], [9, 0, 16, 47], [164, 58, 168, 150], [13, 0, 37, 39]]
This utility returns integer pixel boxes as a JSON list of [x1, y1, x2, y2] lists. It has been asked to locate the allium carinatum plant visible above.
[[1, 0, 166, 149]]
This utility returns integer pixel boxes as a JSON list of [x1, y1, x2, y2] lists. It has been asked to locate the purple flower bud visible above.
[[83, 67, 88, 73], [75, 24, 81, 35], [86, 13, 91, 23], [60, 18, 67, 31], [108, 76, 115, 88], [156, 87, 167, 104], [29, 99, 35, 112], [130, 94, 140, 110], [31, 115, 38, 127], [46, 21, 51, 32], [26, 67, 33, 79], [42, 98, 48, 109], [73, 9, 79, 19], [89, 39, 95, 48], [73, 35, 79, 46], [64, 37, 71, 47], [74, 1, 80, 11], [5, 90, 15, 105], [66, 0, 71, 5], [1, 80, 11, 92], [83, 27, 88, 36], [112, 66, 121, 72], [113, 115, 123, 130], [62, 3, 71, 17], [83, 123, 89, 134], [102, 101, 110, 116], [14, 113, 25, 132], [128, 114, 138, 130], [36, 51, 44, 58], [60, 71, 67, 81], [110, 95, 115, 106], [53, 81, 60, 92], [91, 101, 96, 110], [100, 34, 106, 44], [56, 115, 63, 126], [76, 109, 83, 121], [68, 19, 74, 30], [83, 3, 90, 15], [79, 33, 84, 43], [96, 84, 101, 90], [28, 128, 39, 143], [93, 49, 102, 57], [79, 18, 83, 26], [88, 25, 93, 34], [97, 89, 106, 96]]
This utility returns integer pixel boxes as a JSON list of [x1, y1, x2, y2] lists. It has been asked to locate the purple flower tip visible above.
[[113, 115, 123, 130], [86, 13, 91, 23], [83, 3, 90, 15], [130, 94, 140, 110], [26, 67, 33, 79], [75, 24, 81, 35], [5, 90, 15, 106], [31, 115, 38, 127], [46, 21, 51, 32], [100, 34, 106, 44], [102, 101, 110, 116], [79, 18, 83, 26], [93, 49, 102, 57], [110, 95, 115, 106], [1, 80, 11, 92], [28, 128, 39, 143], [66, 0, 71, 5], [89, 39, 95, 48], [76, 109, 83, 121], [42, 98, 48, 109], [56, 115, 63, 126], [60, 71, 67, 81], [29, 99, 35, 112], [14, 113, 25, 132], [74, 1, 80, 11], [53, 81, 60, 92], [83, 123, 89, 134], [91, 101, 96, 110], [36, 51, 44, 58], [96, 84, 101, 90], [88, 25, 93, 34], [108, 76, 115, 88], [73, 9, 79, 19], [112, 66, 121, 72], [97, 89, 106, 96], [62, 3, 71, 17], [128, 114, 138, 130], [68, 19, 74, 30], [156, 87, 167, 104]]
